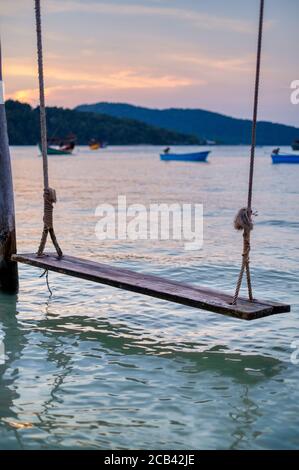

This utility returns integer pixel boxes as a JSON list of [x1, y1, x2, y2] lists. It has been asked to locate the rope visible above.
[[232, 0, 264, 305], [232, 208, 253, 304], [40, 268, 53, 296], [34, 0, 62, 258]]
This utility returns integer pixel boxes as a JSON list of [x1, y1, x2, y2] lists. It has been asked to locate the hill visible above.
[[5, 100, 199, 146], [76, 102, 299, 145]]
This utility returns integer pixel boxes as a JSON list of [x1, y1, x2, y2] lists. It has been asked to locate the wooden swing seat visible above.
[[12, 253, 290, 320]]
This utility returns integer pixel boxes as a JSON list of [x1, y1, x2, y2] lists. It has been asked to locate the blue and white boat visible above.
[[271, 152, 299, 164], [160, 150, 210, 162]]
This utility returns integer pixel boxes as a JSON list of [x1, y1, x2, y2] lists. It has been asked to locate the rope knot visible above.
[[43, 187, 57, 228], [232, 207, 255, 305], [234, 207, 253, 232], [44, 187, 57, 204]]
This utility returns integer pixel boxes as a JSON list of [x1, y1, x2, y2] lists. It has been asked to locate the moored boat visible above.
[[89, 142, 100, 150], [160, 150, 210, 162], [291, 140, 299, 151], [271, 151, 299, 164], [38, 142, 74, 156], [88, 139, 108, 150]]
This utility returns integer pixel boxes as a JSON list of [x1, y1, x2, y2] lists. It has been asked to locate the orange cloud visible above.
[[168, 53, 255, 73], [4, 63, 36, 79], [6, 61, 195, 89], [5, 55, 202, 105], [10, 72, 198, 104]]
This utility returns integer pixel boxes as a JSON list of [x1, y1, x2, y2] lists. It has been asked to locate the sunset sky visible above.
[[1, 0, 298, 125]]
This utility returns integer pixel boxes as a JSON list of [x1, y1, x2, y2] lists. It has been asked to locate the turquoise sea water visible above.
[[0, 145, 298, 449]]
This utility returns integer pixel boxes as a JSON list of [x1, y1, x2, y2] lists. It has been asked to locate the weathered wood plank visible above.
[[12, 253, 290, 320]]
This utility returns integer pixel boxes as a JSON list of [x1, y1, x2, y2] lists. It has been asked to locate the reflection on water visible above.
[[0, 145, 298, 449]]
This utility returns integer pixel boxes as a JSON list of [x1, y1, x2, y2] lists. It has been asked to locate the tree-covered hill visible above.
[[76, 102, 299, 145], [5, 100, 200, 146]]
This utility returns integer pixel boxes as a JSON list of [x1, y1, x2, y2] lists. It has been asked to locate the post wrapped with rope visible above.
[[34, 0, 62, 258], [232, 0, 264, 305]]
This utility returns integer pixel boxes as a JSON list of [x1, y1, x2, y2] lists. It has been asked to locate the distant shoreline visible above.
[[76, 102, 299, 146], [6, 99, 299, 146]]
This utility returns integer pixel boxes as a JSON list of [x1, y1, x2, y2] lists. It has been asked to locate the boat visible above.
[[291, 140, 299, 151], [160, 150, 210, 162], [271, 151, 299, 164], [38, 142, 74, 156], [89, 138, 100, 150], [89, 139, 108, 150], [89, 142, 100, 150]]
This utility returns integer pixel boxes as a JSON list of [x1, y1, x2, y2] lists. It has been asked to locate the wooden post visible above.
[[0, 40, 18, 293]]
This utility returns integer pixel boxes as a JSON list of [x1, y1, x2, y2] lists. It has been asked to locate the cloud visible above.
[[4, 63, 36, 79], [1, 0, 275, 35], [5, 60, 196, 88], [44, 0, 256, 34], [7, 64, 202, 106], [168, 53, 255, 73]]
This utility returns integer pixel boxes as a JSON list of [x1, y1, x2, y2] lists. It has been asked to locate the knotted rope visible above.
[[35, 0, 62, 258], [232, 0, 264, 305], [232, 208, 253, 304]]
